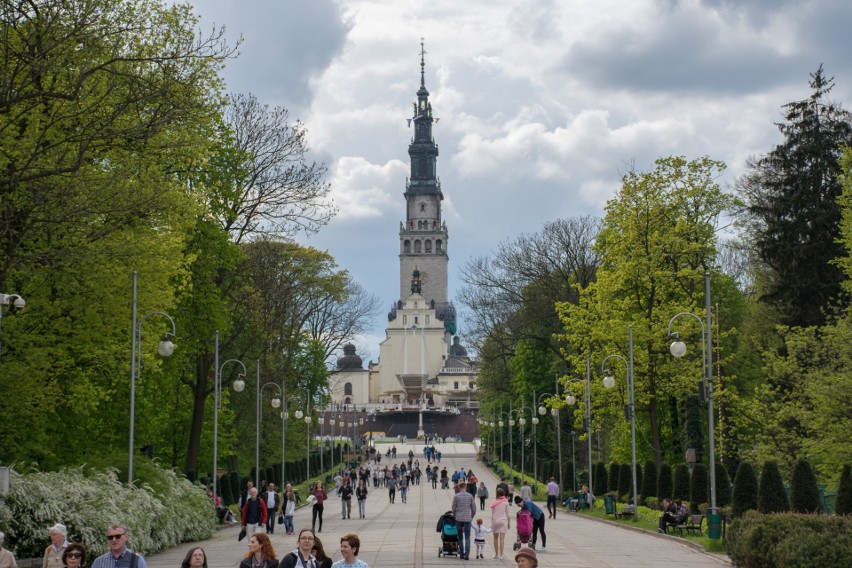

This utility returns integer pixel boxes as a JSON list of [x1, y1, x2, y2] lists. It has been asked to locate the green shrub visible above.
[[732, 462, 759, 518], [657, 462, 673, 500], [837, 464, 852, 516], [690, 463, 708, 514], [635, 462, 643, 498], [790, 458, 821, 514], [607, 463, 620, 496], [0, 464, 216, 558], [726, 511, 852, 568], [673, 463, 690, 501], [640, 459, 657, 503], [594, 462, 608, 495], [618, 463, 631, 500], [715, 462, 732, 509], [645, 496, 660, 510], [758, 461, 789, 514]]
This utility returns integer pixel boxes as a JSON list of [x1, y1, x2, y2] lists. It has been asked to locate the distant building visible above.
[[329, 43, 478, 438]]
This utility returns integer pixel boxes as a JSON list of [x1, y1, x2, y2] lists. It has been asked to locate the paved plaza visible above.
[[146, 443, 730, 568]]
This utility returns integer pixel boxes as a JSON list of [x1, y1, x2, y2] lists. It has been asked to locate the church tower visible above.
[[399, 41, 449, 314]]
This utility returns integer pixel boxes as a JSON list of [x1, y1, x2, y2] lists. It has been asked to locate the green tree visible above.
[[738, 66, 852, 327], [607, 463, 620, 496], [758, 461, 790, 514], [641, 459, 658, 502], [836, 464, 852, 516], [0, 0, 232, 468], [790, 459, 822, 514], [732, 462, 759, 518], [690, 463, 708, 513], [618, 463, 631, 499], [657, 462, 673, 500], [673, 463, 690, 501], [558, 156, 737, 470]]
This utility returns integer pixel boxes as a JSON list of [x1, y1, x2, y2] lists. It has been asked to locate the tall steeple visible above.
[[399, 38, 449, 311]]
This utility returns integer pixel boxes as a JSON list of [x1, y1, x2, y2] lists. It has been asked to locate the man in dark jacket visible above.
[[241, 487, 268, 538]]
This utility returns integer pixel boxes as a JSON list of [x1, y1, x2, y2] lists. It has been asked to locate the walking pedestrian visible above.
[[452, 481, 477, 560], [331, 534, 368, 568], [238, 533, 277, 568], [477, 482, 489, 510], [355, 480, 368, 519], [311, 480, 328, 533], [490, 488, 511, 559], [43, 523, 68, 568], [514, 496, 546, 552], [545, 478, 559, 518], [90, 524, 147, 568]]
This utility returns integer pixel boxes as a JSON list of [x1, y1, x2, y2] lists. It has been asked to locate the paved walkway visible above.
[[146, 443, 730, 568]]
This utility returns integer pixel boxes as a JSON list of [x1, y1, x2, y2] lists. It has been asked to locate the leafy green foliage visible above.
[[726, 511, 852, 568], [732, 462, 759, 518], [790, 459, 821, 514], [758, 461, 790, 514], [657, 462, 673, 501], [558, 156, 737, 467], [836, 464, 852, 516], [608, 463, 620, 497], [673, 463, 690, 501], [690, 463, 708, 514], [618, 463, 631, 500], [738, 66, 852, 327], [0, 464, 215, 558]]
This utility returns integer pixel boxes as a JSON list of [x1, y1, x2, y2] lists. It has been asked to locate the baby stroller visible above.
[[436, 510, 459, 557], [513, 509, 533, 551]]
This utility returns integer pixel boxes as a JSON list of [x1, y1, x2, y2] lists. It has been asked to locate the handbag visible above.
[[238, 527, 247, 541], [277, 513, 284, 525]]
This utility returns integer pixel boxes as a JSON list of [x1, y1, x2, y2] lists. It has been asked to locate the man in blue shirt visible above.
[[514, 496, 547, 552], [90, 524, 146, 568]]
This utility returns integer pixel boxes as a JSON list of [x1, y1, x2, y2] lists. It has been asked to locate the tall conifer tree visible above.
[[739, 66, 852, 327]]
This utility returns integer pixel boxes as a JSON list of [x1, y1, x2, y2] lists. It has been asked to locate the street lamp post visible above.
[[212, 330, 247, 504], [0, 292, 25, 363], [514, 405, 533, 483], [129, 271, 176, 484], [563, 361, 593, 500], [668, 272, 717, 521], [531, 393, 540, 488], [233, 363, 285, 488], [602, 326, 638, 520]]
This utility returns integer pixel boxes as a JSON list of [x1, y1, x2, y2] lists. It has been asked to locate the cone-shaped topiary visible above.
[[594, 462, 608, 495], [715, 462, 732, 509], [732, 462, 759, 517], [641, 459, 657, 502], [657, 462, 673, 500], [673, 463, 690, 501], [690, 463, 709, 513], [836, 464, 852, 516], [758, 460, 789, 514], [635, 462, 643, 498], [618, 463, 632, 499], [608, 463, 620, 495], [790, 458, 822, 513]]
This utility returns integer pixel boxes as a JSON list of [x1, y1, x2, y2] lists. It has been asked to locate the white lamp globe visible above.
[[550, 408, 558, 417], [295, 409, 304, 420], [509, 419, 515, 427], [532, 417, 539, 425], [670, 339, 687, 358], [157, 337, 175, 357], [271, 397, 281, 408], [603, 375, 616, 389], [538, 406, 546, 416], [498, 420, 504, 427], [566, 394, 577, 406], [233, 378, 246, 392]]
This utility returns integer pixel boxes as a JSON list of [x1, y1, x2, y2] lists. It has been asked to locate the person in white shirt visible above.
[[330, 534, 368, 568], [0, 530, 19, 568], [42, 523, 67, 568], [472, 518, 493, 559]]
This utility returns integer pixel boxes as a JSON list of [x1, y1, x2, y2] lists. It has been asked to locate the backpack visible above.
[[516, 509, 533, 537]]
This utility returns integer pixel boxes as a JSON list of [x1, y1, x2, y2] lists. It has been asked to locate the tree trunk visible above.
[[184, 354, 212, 478]]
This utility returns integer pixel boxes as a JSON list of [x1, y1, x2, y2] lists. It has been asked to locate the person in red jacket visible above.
[[241, 487, 268, 538]]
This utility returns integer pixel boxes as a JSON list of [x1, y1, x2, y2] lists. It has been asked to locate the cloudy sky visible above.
[[190, 0, 852, 360]]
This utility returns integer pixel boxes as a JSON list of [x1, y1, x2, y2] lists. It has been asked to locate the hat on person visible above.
[[48, 523, 67, 536], [515, 547, 537, 564]]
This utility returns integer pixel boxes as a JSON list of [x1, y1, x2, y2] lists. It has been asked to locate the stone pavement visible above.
[[146, 442, 730, 568]]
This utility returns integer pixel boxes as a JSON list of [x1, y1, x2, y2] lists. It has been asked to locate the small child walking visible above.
[[473, 518, 493, 559]]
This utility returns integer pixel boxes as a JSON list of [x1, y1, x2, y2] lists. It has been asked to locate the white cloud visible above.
[[328, 157, 407, 220]]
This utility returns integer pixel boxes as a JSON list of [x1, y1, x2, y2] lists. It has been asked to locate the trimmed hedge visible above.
[[732, 462, 759, 518], [726, 511, 852, 567], [657, 462, 673, 501]]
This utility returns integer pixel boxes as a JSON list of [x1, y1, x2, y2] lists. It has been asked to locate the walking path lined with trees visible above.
[[143, 443, 728, 568]]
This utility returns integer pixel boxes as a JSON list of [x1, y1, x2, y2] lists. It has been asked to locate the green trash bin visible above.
[[707, 513, 722, 539]]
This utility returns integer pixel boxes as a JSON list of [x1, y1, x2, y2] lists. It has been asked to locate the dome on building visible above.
[[336, 343, 363, 370], [449, 336, 468, 358]]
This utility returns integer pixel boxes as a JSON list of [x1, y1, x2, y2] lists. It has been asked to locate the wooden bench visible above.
[[675, 514, 704, 536]]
